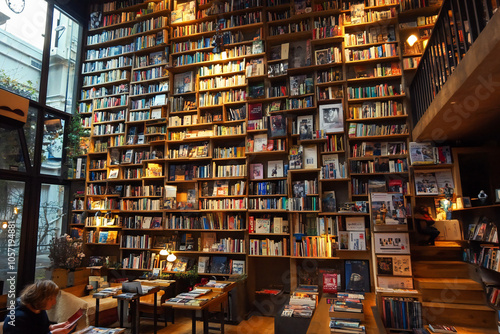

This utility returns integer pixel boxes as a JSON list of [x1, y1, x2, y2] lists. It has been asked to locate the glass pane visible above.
[[46, 8, 82, 113], [35, 184, 65, 280], [41, 113, 65, 176], [0, 124, 26, 172], [23, 106, 38, 167], [0, 180, 25, 293], [0, 0, 48, 101]]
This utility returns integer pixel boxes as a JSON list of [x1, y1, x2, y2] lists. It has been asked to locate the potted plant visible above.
[[65, 112, 90, 179], [48, 234, 85, 288]]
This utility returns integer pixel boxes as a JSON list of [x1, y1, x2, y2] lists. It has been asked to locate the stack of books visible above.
[[281, 285, 319, 318], [329, 292, 365, 333], [163, 288, 212, 306], [428, 324, 457, 333]]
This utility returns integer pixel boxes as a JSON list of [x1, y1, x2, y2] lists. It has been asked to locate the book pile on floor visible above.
[[281, 285, 319, 318], [163, 288, 212, 306], [329, 292, 365, 333]]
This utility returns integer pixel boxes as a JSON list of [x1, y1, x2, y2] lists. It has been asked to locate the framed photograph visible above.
[[297, 115, 313, 140], [319, 103, 343, 133], [108, 168, 119, 179], [414, 172, 439, 196], [315, 49, 329, 65], [174, 71, 194, 94], [267, 160, 284, 178], [463, 196, 472, 208]]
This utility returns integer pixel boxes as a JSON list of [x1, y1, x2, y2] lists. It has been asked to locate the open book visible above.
[[65, 308, 84, 329]]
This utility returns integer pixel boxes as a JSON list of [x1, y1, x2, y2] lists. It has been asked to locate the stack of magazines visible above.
[[329, 292, 365, 333]]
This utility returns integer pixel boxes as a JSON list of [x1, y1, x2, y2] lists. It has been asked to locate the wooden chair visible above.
[[138, 289, 175, 327]]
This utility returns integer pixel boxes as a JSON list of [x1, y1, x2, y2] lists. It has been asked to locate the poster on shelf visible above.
[[370, 192, 407, 228], [374, 233, 410, 254]]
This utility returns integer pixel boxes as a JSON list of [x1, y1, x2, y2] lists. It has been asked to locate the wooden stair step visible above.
[[421, 288, 486, 305], [412, 261, 466, 265], [422, 302, 496, 328], [449, 326, 499, 334], [414, 278, 483, 290], [412, 261, 471, 278], [422, 302, 493, 311]]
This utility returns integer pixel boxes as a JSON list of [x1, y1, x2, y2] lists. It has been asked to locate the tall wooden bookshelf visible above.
[[76, 0, 442, 326]]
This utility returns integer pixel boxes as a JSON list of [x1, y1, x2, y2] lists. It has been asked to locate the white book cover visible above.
[[297, 115, 313, 140], [303, 145, 317, 169], [349, 231, 366, 250], [322, 154, 340, 170], [319, 103, 343, 133], [254, 134, 268, 152], [232, 260, 245, 274], [374, 233, 410, 254], [255, 218, 270, 233], [267, 160, 284, 178], [273, 217, 282, 233], [345, 217, 365, 231]]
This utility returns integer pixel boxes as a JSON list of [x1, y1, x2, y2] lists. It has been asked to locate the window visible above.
[[41, 113, 66, 176], [0, 124, 26, 172], [0, 181, 25, 294], [0, 0, 48, 101], [35, 183, 65, 280], [46, 8, 82, 113]]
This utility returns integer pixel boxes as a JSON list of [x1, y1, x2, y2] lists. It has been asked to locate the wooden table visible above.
[[113, 286, 160, 334], [164, 291, 229, 334], [307, 292, 384, 334]]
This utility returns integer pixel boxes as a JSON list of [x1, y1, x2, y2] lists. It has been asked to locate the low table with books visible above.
[[163, 288, 229, 334]]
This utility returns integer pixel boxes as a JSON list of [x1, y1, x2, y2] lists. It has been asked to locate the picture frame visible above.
[[463, 196, 472, 208], [496, 189, 500, 203], [319, 103, 343, 134], [315, 49, 329, 65]]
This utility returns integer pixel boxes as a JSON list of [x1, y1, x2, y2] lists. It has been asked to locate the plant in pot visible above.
[[174, 265, 199, 290], [48, 234, 85, 288], [65, 112, 90, 179]]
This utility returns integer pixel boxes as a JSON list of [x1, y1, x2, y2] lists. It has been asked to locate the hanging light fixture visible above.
[[406, 34, 418, 47], [159, 247, 169, 256], [167, 253, 177, 262]]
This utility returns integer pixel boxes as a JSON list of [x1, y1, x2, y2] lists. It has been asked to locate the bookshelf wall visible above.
[[76, 0, 443, 312]]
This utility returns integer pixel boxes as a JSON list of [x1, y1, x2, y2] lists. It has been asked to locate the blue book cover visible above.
[[210, 256, 228, 274], [98, 231, 108, 244], [345, 260, 370, 292]]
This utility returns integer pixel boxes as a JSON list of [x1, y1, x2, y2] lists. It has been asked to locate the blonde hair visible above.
[[20, 280, 59, 310]]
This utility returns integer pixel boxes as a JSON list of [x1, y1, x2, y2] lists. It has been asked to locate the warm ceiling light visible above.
[[1, 221, 8, 229], [167, 253, 177, 262], [13, 207, 18, 214], [407, 34, 418, 47], [159, 247, 168, 256]]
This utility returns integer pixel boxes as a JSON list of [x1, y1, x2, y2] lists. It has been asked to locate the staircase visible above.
[[412, 241, 497, 333]]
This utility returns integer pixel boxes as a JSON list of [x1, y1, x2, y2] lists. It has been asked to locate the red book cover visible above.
[[249, 216, 255, 233]]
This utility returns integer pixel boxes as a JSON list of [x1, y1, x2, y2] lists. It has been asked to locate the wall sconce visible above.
[[407, 34, 418, 47]]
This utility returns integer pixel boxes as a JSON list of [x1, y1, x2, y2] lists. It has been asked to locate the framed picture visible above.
[[315, 49, 329, 65], [108, 168, 119, 179], [319, 103, 343, 133], [414, 172, 438, 196], [267, 160, 284, 178], [463, 196, 472, 208]]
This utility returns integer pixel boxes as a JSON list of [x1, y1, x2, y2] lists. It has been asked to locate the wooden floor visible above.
[[115, 315, 275, 334]]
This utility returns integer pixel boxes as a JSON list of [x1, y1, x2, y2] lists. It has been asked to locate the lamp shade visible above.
[[407, 34, 418, 47]]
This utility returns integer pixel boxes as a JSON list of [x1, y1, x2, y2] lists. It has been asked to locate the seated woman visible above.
[[3, 280, 76, 334], [414, 205, 440, 245]]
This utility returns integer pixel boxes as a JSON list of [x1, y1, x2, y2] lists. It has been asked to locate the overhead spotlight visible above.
[[407, 34, 418, 47]]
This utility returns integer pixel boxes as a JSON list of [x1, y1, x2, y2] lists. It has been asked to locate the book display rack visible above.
[[76, 0, 444, 327]]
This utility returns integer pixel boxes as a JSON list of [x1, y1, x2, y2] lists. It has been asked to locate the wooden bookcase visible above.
[[76, 0, 443, 326]]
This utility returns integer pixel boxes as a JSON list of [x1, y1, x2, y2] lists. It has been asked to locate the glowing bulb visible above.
[[422, 39, 429, 49], [407, 34, 418, 47], [13, 207, 18, 214], [159, 248, 168, 256], [1, 221, 8, 229], [167, 253, 177, 262]]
